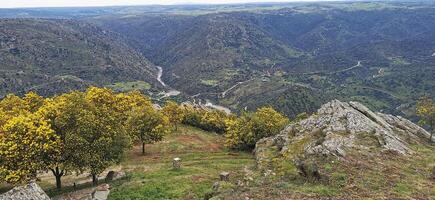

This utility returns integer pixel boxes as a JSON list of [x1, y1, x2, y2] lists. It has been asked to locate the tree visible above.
[[162, 101, 185, 131], [0, 94, 30, 127], [225, 107, 289, 149], [250, 107, 289, 140], [36, 91, 87, 189], [200, 110, 229, 133], [224, 114, 253, 149], [23, 91, 45, 112], [416, 96, 435, 143], [37, 88, 132, 187], [0, 114, 60, 184], [79, 87, 131, 185], [127, 106, 170, 155]]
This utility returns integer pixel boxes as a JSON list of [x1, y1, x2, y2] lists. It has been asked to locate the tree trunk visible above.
[[142, 142, 145, 155], [55, 174, 62, 189], [92, 174, 98, 185], [50, 167, 64, 190]]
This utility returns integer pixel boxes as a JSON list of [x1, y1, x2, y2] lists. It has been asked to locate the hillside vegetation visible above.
[[0, 89, 433, 199], [0, 19, 159, 97], [95, 3, 435, 118]]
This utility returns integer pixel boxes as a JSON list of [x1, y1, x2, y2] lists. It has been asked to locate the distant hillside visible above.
[[0, 19, 159, 97], [0, 2, 434, 118], [95, 5, 435, 118]]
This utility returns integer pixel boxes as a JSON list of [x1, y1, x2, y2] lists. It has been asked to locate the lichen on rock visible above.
[[255, 100, 433, 171], [0, 182, 50, 200]]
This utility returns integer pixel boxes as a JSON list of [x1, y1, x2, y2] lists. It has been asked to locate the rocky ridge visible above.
[[255, 100, 433, 169], [0, 182, 49, 200]]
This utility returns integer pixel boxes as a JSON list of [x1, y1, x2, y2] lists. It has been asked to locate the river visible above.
[[156, 66, 231, 113]]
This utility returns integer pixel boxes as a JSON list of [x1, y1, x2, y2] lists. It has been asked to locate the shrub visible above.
[[225, 107, 289, 150]]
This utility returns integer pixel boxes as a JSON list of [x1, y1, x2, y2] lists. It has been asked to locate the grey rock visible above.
[[173, 157, 181, 170], [0, 182, 50, 200], [255, 100, 432, 169], [92, 184, 110, 200], [105, 170, 126, 181], [212, 182, 220, 191], [219, 172, 230, 181]]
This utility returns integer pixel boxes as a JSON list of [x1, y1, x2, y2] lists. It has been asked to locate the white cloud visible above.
[[0, 0, 328, 8]]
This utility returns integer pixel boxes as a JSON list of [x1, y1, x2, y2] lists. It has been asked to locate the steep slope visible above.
[[95, 6, 435, 118], [210, 100, 434, 199], [96, 13, 302, 95], [0, 19, 160, 97]]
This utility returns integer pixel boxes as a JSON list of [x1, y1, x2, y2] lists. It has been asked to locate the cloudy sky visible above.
[[1, 0, 331, 8]]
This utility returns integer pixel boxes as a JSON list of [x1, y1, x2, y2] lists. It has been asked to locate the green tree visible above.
[[127, 106, 170, 155], [416, 96, 435, 143]]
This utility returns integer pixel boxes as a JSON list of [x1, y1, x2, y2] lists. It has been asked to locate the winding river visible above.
[[156, 66, 231, 113]]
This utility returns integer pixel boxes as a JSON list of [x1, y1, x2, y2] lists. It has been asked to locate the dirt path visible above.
[[221, 78, 254, 98], [327, 61, 362, 75], [288, 61, 363, 75]]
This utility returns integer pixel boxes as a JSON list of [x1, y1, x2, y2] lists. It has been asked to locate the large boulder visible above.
[[0, 182, 50, 200], [255, 100, 433, 169]]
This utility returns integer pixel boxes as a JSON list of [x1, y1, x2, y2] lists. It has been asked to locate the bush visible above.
[[225, 107, 289, 150], [182, 105, 231, 134]]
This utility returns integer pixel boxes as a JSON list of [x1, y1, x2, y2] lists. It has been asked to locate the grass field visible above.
[[108, 125, 254, 200], [0, 125, 254, 199]]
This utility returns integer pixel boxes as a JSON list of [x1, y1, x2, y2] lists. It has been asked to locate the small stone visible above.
[[105, 171, 115, 181], [173, 157, 181, 170], [212, 181, 220, 191], [220, 172, 230, 181], [96, 183, 110, 191], [113, 171, 126, 180]]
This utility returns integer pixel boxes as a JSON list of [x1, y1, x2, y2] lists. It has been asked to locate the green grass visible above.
[[107, 125, 254, 199], [394, 182, 413, 196], [0, 125, 253, 199], [106, 81, 151, 92], [200, 79, 219, 87]]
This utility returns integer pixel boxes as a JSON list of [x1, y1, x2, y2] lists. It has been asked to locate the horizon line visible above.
[[0, 0, 337, 9]]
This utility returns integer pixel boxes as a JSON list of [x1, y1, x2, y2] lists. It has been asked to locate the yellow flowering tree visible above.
[[23, 91, 45, 112], [80, 87, 131, 185], [225, 107, 289, 149], [36, 91, 86, 189], [0, 94, 30, 127], [416, 96, 435, 143], [0, 114, 60, 184], [163, 101, 185, 131], [127, 105, 170, 155]]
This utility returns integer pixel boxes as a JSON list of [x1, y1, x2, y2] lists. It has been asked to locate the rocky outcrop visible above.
[[255, 100, 433, 169], [0, 182, 50, 200]]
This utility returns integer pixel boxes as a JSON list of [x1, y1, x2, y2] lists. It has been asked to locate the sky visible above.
[[0, 0, 330, 8]]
